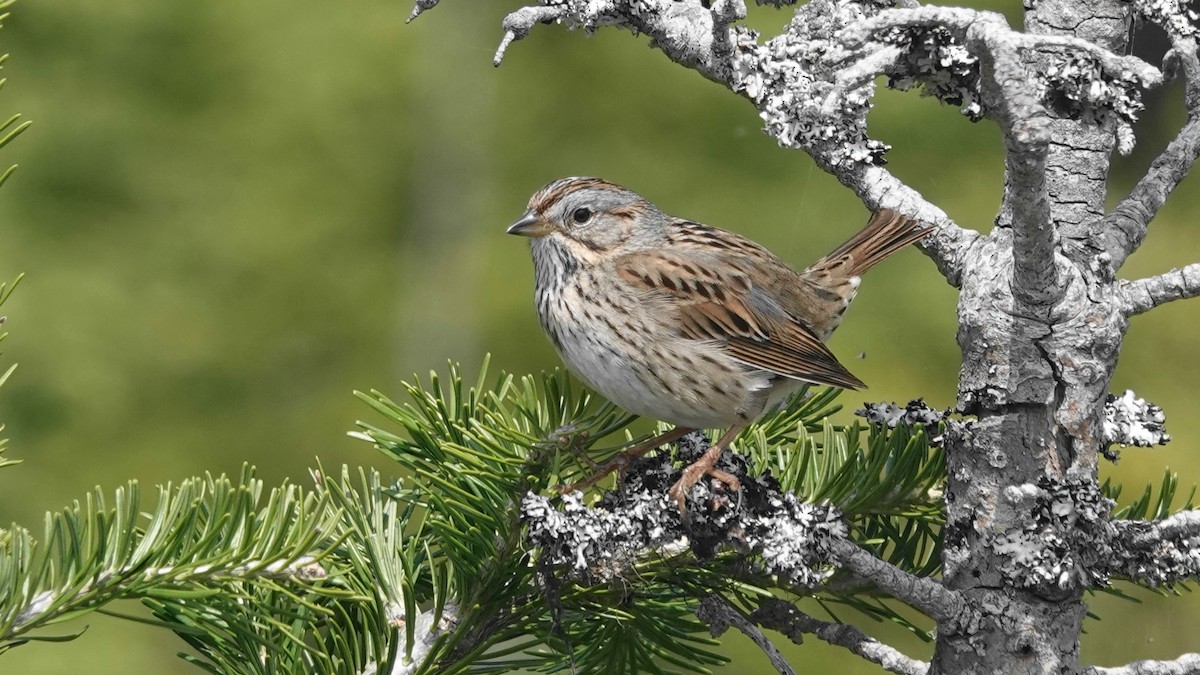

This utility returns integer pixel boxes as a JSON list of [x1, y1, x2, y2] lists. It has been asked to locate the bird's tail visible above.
[[809, 209, 929, 278]]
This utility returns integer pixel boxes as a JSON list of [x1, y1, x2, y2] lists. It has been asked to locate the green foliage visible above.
[[0, 358, 1196, 673], [1105, 469, 1196, 521], [0, 359, 949, 673], [349, 364, 949, 671], [0, 467, 341, 655]]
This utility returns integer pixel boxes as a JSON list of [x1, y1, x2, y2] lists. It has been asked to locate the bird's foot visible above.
[[668, 451, 741, 513]]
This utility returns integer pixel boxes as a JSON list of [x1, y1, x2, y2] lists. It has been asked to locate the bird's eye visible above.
[[571, 207, 593, 224]]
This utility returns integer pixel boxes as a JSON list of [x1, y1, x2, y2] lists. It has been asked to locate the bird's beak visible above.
[[507, 211, 552, 238]]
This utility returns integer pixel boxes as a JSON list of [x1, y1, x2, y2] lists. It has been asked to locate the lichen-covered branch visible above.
[[1108, 510, 1200, 585], [523, 431, 964, 623], [842, 6, 1155, 311], [1085, 652, 1200, 675], [751, 597, 929, 675], [491, 0, 744, 79], [1121, 510, 1200, 549], [841, 5, 1160, 146], [1119, 263, 1200, 317]]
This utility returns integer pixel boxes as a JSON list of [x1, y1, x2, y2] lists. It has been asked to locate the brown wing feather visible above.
[[615, 248, 865, 390], [808, 209, 929, 278]]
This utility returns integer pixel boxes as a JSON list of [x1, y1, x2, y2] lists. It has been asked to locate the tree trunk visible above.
[[935, 2, 1130, 671]]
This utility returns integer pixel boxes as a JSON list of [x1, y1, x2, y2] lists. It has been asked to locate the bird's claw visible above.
[[668, 463, 741, 513]]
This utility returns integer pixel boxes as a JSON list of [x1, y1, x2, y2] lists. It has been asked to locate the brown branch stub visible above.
[[1084, 652, 1200, 675], [696, 596, 797, 675], [1003, 142, 1066, 313], [751, 598, 929, 675]]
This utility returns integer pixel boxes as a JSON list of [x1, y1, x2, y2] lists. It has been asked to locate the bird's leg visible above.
[[668, 425, 743, 512], [556, 426, 695, 493]]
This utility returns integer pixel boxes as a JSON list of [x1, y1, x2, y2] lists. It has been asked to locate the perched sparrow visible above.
[[508, 177, 928, 510]]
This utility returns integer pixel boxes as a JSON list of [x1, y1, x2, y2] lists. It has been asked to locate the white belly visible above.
[[537, 274, 775, 430]]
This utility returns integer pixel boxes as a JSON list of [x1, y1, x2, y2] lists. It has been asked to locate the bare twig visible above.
[[1168, 33, 1200, 112], [406, 0, 440, 24], [1120, 263, 1200, 316], [751, 597, 929, 675], [1101, 14, 1200, 267], [494, 6, 569, 66], [696, 595, 796, 675], [1084, 653, 1200, 675]]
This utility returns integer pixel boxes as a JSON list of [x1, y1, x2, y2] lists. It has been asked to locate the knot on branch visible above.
[[1102, 390, 1170, 460], [522, 433, 846, 587], [992, 474, 1117, 592]]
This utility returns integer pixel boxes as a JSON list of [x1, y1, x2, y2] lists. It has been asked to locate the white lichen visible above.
[[1038, 54, 1147, 155], [730, 1, 891, 167], [1124, 0, 1198, 38], [1103, 389, 1170, 450], [880, 24, 983, 120]]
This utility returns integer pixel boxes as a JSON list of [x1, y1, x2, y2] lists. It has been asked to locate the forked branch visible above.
[[751, 597, 930, 675]]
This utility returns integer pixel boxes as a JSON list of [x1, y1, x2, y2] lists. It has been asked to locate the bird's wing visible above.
[[613, 242, 865, 390]]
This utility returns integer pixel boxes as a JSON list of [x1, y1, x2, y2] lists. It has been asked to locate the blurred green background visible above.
[[0, 0, 1196, 672]]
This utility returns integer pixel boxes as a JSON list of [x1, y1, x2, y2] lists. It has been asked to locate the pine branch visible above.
[[0, 467, 341, 653]]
